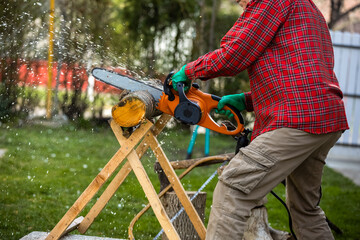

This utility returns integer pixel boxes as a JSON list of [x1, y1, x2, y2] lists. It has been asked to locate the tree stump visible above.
[[160, 191, 207, 240]]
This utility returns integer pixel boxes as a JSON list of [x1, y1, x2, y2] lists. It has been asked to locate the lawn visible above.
[[0, 121, 359, 240]]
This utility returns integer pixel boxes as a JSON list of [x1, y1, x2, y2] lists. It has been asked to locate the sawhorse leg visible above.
[[78, 114, 173, 234], [148, 131, 207, 239], [45, 121, 154, 240]]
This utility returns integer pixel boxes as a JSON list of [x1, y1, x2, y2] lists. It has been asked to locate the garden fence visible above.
[[331, 30, 360, 148]]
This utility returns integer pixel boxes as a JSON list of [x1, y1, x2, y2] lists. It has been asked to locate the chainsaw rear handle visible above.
[[198, 93, 245, 135], [157, 73, 245, 135]]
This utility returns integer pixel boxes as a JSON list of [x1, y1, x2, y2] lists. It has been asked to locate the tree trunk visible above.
[[328, 0, 360, 29], [160, 191, 207, 240]]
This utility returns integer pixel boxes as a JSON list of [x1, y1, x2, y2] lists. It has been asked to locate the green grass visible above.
[[0, 123, 359, 239]]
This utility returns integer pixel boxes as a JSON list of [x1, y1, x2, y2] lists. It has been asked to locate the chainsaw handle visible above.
[[164, 72, 175, 101], [199, 94, 244, 135]]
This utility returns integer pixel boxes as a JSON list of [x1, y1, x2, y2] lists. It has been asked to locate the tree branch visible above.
[[329, 3, 360, 29]]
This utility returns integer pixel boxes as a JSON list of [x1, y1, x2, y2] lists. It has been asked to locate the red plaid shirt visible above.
[[185, 0, 348, 139]]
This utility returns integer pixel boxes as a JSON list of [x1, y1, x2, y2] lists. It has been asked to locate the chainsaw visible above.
[[92, 68, 244, 135]]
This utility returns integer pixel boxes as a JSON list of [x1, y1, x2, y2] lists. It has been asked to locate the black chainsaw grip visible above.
[[174, 82, 202, 125], [164, 71, 175, 101]]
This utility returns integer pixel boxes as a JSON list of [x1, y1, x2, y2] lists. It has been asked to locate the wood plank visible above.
[[354, 33, 360, 95], [126, 150, 180, 240], [147, 132, 207, 240], [352, 98, 360, 145], [350, 34, 360, 145], [78, 115, 172, 234], [78, 161, 132, 234], [332, 31, 351, 144], [45, 121, 154, 240], [347, 32, 359, 96], [339, 32, 351, 95], [332, 31, 343, 82]]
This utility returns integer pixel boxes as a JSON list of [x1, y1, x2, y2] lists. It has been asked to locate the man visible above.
[[171, 0, 349, 239]]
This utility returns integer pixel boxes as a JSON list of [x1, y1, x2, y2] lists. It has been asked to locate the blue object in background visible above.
[[186, 126, 210, 159]]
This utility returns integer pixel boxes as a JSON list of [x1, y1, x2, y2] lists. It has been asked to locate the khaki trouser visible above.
[[206, 128, 342, 240]]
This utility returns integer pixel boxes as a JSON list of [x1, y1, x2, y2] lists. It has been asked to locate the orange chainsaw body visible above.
[[156, 81, 245, 136]]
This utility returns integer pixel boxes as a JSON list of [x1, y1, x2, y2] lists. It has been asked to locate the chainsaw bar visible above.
[[91, 68, 163, 102]]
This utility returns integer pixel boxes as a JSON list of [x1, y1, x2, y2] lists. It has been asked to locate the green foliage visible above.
[[0, 84, 41, 123], [1, 124, 360, 239], [0, 0, 45, 122], [110, 0, 201, 76]]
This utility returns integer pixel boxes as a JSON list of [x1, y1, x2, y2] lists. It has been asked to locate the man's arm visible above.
[[185, 0, 293, 81]]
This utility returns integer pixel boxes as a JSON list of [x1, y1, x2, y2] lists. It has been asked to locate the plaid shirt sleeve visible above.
[[185, 0, 292, 80]]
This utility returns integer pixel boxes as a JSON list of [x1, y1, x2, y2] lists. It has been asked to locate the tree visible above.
[[55, 0, 116, 120], [328, 0, 360, 29], [110, 0, 199, 77], [0, 0, 46, 122], [191, 0, 250, 96]]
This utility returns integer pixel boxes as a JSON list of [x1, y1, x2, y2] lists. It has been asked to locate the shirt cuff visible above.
[[184, 61, 198, 81], [244, 92, 254, 112]]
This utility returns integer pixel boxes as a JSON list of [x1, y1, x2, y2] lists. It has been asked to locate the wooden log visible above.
[[154, 154, 234, 192], [111, 90, 160, 127], [168, 153, 234, 170], [160, 191, 207, 240]]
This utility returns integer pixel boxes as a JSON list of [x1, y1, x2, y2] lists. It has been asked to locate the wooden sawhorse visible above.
[[45, 114, 206, 240]]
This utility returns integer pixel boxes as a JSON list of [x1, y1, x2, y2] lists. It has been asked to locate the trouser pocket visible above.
[[219, 150, 275, 194]]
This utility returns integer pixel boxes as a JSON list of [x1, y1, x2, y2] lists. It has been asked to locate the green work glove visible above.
[[216, 93, 246, 118], [172, 65, 192, 92]]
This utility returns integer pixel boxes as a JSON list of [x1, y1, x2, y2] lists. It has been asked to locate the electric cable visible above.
[[270, 190, 297, 240]]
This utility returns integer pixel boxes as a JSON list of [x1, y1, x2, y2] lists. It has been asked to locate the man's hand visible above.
[[172, 65, 192, 92], [216, 93, 246, 118]]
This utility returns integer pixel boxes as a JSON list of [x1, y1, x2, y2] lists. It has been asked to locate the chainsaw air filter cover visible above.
[[174, 100, 202, 125]]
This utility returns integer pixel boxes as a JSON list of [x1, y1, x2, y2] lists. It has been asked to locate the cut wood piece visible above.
[[60, 216, 84, 238], [160, 191, 207, 240], [112, 90, 160, 127]]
